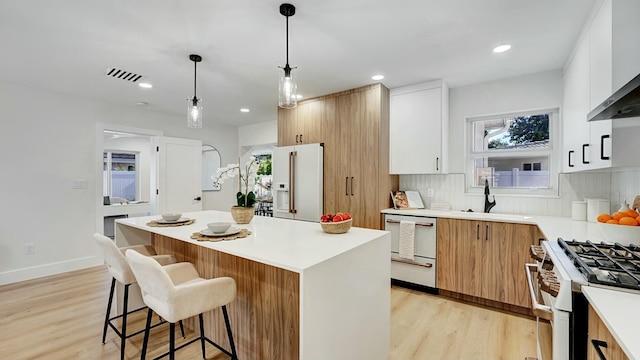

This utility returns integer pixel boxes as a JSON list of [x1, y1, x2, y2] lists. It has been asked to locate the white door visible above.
[[156, 136, 202, 214]]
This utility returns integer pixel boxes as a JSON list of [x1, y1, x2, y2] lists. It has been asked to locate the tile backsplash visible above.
[[399, 169, 640, 217]]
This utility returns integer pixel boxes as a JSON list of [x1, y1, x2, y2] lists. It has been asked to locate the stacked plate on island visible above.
[[157, 213, 191, 224], [200, 222, 241, 237]]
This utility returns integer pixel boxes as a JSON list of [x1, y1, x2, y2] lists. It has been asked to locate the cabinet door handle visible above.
[[485, 225, 489, 241], [345, 177, 349, 196], [591, 339, 608, 360], [295, 134, 299, 144], [582, 144, 590, 164], [568, 150, 575, 167], [436, 157, 439, 171], [600, 134, 610, 160], [351, 177, 354, 196], [476, 224, 480, 240], [300, 133, 303, 143]]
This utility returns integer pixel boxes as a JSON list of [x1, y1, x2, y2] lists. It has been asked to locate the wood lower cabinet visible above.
[[588, 304, 629, 360], [437, 218, 538, 308], [278, 84, 398, 229]]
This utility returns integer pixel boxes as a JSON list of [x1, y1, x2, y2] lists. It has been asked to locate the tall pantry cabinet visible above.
[[277, 84, 398, 229]]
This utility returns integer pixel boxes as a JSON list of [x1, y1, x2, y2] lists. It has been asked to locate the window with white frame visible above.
[[467, 109, 559, 194]]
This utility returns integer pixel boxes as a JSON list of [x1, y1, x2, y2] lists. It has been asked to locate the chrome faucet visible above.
[[484, 179, 496, 213]]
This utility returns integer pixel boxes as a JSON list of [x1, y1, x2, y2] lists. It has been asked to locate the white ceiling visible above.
[[0, 0, 596, 127]]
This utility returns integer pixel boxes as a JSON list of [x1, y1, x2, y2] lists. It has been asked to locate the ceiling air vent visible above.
[[104, 68, 143, 83]]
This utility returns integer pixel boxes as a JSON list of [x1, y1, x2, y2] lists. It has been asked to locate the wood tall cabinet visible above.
[[277, 84, 398, 229], [587, 305, 629, 360], [277, 99, 326, 146], [437, 218, 538, 308]]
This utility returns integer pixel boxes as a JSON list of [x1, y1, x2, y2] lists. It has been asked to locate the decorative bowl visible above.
[[161, 213, 182, 221], [320, 219, 352, 234], [598, 222, 640, 245], [208, 222, 232, 234]]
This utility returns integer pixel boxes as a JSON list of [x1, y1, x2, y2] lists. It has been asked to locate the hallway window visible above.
[[103, 152, 138, 201]]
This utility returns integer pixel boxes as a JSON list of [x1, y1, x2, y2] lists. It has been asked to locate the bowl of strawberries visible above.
[[320, 212, 352, 234]]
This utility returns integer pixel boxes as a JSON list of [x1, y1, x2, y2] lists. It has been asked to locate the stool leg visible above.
[[179, 320, 186, 339], [120, 284, 130, 360], [141, 308, 153, 360], [199, 313, 206, 359], [102, 278, 116, 344], [222, 305, 238, 360], [169, 322, 176, 360]]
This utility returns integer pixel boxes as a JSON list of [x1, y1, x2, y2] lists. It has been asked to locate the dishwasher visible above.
[[385, 214, 437, 288]]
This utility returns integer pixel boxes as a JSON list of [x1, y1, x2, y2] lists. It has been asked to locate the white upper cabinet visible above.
[[562, 0, 640, 172], [389, 80, 449, 174]]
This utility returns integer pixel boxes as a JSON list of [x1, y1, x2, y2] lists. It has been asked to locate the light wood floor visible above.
[[0, 267, 538, 359]]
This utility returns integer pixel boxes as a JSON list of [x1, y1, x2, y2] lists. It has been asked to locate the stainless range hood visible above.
[[588, 73, 640, 121]]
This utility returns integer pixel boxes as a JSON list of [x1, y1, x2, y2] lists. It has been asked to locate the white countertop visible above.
[[582, 286, 640, 359], [116, 210, 389, 273], [381, 208, 608, 243]]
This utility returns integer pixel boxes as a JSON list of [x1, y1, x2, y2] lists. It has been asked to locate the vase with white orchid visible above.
[[212, 156, 260, 208]]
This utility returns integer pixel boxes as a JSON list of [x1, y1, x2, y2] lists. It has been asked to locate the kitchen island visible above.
[[115, 210, 390, 360]]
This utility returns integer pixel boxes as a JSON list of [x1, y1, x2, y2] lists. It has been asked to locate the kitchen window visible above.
[[466, 109, 559, 195]]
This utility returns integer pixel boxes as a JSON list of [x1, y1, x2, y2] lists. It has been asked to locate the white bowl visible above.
[[598, 222, 640, 245], [208, 222, 231, 234], [161, 213, 182, 221]]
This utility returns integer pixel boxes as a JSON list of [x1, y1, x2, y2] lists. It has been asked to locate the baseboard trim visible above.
[[0, 256, 102, 285]]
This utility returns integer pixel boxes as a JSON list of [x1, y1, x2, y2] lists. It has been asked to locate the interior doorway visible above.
[[95, 124, 162, 237]]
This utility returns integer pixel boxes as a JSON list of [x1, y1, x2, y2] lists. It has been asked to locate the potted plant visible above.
[[213, 156, 260, 224]]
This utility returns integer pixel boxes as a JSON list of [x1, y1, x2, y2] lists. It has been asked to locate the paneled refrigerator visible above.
[[272, 143, 323, 222]]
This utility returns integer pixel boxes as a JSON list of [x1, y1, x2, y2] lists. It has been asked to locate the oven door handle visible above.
[[525, 263, 554, 321], [391, 257, 433, 268]]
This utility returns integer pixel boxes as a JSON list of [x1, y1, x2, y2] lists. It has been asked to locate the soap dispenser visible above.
[[618, 199, 631, 212]]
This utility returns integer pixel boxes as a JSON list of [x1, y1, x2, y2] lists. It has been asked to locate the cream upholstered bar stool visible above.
[[93, 233, 185, 360], [125, 249, 239, 360]]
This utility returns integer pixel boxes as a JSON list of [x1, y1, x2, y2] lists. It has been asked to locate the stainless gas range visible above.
[[526, 238, 640, 360]]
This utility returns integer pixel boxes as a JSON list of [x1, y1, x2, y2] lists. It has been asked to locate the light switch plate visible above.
[[72, 179, 88, 189], [427, 188, 434, 197]]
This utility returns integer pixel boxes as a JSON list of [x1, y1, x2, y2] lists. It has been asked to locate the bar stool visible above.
[[125, 249, 239, 360], [93, 233, 185, 360]]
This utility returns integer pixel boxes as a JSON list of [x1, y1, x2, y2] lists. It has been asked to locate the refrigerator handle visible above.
[[289, 151, 297, 214], [345, 177, 349, 196]]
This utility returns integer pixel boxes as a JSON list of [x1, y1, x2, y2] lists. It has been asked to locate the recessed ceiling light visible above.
[[136, 101, 148, 106], [240, 108, 250, 113], [295, 94, 303, 99], [371, 75, 384, 81], [138, 82, 153, 88], [493, 44, 511, 53]]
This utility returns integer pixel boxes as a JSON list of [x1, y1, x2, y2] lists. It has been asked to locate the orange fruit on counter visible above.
[[597, 214, 612, 223], [636, 215, 640, 224], [619, 217, 639, 226], [606, 219, 619, 224], [612, 212, 628, 221], [624, 209, 640, 218]]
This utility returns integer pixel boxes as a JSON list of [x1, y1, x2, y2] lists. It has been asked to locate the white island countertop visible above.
[[582, 286, 640, 360], [117, 210, 389, 273]]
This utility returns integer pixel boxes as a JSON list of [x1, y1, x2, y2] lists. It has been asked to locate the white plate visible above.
[[156, 217, 190, 224], [199, 227, 242, 237]]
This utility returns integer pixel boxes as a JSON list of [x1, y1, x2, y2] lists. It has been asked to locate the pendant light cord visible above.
[[193, 60, 197, 99], [285, 15, 289, 66]]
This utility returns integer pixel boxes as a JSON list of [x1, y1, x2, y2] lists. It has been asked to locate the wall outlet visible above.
[[427, 188, 434, 197], [25, 243, 35, 255]]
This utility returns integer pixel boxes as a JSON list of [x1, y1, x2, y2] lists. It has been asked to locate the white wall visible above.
[[400, 70, 640, 217], [448, 70, 563, 173], [238, 120, 277, 148], [0, 81, 238, 284]]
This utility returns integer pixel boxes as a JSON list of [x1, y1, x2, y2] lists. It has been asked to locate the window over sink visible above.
[[466, 108, 559, 196]]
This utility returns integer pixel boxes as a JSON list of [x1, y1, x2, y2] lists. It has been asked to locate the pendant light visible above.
[[278, 3, 297, 109], [187, 54, 203, 128]]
